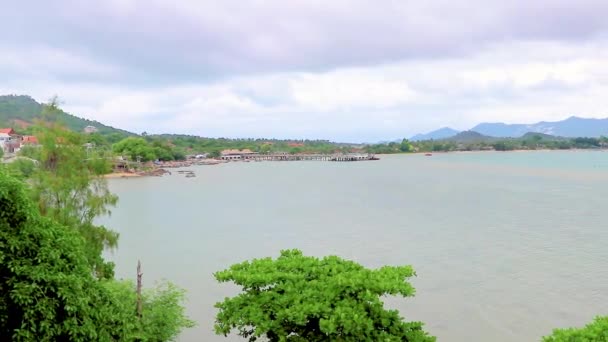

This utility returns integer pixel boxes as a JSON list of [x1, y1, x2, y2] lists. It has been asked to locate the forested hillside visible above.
[[0, 95, 132, 136]]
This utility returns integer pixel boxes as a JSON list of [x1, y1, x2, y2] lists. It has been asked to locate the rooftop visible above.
[[221, 149, 257, 155]]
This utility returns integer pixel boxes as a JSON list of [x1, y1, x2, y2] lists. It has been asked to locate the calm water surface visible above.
[[101, 151, 608, 342]]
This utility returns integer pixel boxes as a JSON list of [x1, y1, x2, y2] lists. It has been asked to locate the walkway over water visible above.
[[242, 153, 378, 162]]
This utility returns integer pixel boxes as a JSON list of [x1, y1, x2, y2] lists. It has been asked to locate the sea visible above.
[[100, 151, 608, 341]]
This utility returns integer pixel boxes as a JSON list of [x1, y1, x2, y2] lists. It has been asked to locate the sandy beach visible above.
[[104, 172, 142, 179]]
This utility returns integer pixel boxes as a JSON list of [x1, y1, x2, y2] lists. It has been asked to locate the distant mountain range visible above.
[[0, 95, 131, 136], [410, 127, 460, 141], [410, 116, 608, 141]]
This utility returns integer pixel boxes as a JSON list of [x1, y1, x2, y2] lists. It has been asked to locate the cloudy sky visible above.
[[2, 0, 608, 142]]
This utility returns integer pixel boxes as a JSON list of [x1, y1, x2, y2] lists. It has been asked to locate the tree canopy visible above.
[[214, 249, 435, 342], [0, 162, 193, 341], [0, 170, 118, 340], [29, 100, 118, 278], [543, 316, 608, 341]]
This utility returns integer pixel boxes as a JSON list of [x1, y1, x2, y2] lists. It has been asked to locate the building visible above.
[[21, 135, 39, 145], [0, 128, 20, 154], [84, 125, 98, 134], [220, 149, 259, 160]]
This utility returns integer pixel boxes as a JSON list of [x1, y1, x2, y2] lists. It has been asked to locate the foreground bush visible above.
[[0, 171, 193, 341], [214, 249, 435, 342], [544, 316, 608, 341]]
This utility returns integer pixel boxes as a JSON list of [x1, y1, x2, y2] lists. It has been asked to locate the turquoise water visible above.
[[101, 151, 608, 341]]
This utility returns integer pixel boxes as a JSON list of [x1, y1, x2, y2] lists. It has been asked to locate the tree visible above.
[[29, 99, 118, 278], [5, 157, 37, 180], [0, 170, 194, 341], [0, 170, 117, 340], [543, 316, 608, 341], [214, 249, 435, 342], [400, 138, 413, 152], [103, 280, 195, 341], [113, 136, 157, 162]]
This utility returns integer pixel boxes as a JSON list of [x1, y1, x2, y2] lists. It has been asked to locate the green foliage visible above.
[[113, 137, 158, 162], [400, 139, 414, 152], [113, 136, 187, 162], [492, 141, 516, 151], [214, 249, 435, 342], [5, 157, 37, 179], [17, 145, 41, 159], [0, 171, 193, 341], [409, 133, 605, 153], [149, 134, 353, 156], [0, 94, 131, 137], [0, 170, 117, 341], [365, 141, 402, 154], [543, 316, 608, 341], [29, 99, 118, 278], [103, 280, 195, 341]]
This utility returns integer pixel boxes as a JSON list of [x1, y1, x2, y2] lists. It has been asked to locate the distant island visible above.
[[410, 116, 608, 141]]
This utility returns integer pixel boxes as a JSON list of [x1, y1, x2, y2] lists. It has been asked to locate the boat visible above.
[[425, 153, 432, 156]]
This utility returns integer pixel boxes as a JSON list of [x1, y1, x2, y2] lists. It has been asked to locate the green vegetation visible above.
[[113, 136, 186, 162], [103, 280, 195, 341], [0, 99, 193, 340], [0, 170, 119, 340], [3, 96, 608, 341], [543, 316, 608, 341], [0, 95, 131, 136], [149, 135, 356, 156], [365, 133, 608, 153], [0, 170, 193, 341], [214, 249, 435, 342], [29, 100, 118, 278]]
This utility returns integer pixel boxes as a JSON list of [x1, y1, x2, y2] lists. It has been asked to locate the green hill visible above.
[[0, 95, 133, 136], [443, 130, 497, 143]]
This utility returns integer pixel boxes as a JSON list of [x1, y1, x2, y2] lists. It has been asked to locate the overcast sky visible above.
[[2, 0, 608, 142]]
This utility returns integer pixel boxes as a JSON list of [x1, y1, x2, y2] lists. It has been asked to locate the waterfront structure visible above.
[[220, 149, 259, 160], [220, 152, 377, 162]]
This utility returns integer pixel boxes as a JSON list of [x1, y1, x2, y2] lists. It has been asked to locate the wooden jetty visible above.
[[242, 153, 378, 162]]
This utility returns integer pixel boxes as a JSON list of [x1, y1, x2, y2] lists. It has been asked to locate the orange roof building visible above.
[[22, 135, 39, 145], [0, 128, 16, 135]]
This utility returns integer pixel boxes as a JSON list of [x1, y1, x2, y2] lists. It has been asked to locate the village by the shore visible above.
[[108, 148, 380, 178]]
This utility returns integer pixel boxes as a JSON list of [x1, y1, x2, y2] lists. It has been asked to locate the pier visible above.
[[242, 153, 378, 162]]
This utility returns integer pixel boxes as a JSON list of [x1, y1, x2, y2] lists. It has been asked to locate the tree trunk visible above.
[[136, 260, 143, 318]]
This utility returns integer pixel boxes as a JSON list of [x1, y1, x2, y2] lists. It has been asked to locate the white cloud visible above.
[[3, 39, 608, 141], [0, 45, 121, 80]]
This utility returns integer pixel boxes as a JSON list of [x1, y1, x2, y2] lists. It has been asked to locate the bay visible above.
[[101, 151, 608, 341]]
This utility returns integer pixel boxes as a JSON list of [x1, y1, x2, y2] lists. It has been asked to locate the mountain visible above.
[[471, 116, 608, 138], [410, 127, 460, 141], [0, 95, 132, 136], [443, 130, 496, 143], [520, 132, 566, 141]]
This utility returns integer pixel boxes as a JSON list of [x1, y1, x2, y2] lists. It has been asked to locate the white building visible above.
[[84, 125, 98, 134], [220, 149, 259, 160], [0, 128, 18, 154]]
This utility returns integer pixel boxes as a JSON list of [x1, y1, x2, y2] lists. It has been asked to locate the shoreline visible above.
[[104, 172, 142, 179], [104, 149, 607, 178], [407, 148, 607, 155]]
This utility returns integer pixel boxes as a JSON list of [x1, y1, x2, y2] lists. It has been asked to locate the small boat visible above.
[[425, 153, 432, 156]]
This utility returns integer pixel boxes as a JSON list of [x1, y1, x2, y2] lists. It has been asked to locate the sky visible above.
[[2, 0, 608, 142]]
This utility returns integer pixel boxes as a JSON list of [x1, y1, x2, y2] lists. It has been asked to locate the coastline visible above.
[[103, 149, 606, 179], [104, 172, 142, 179]]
